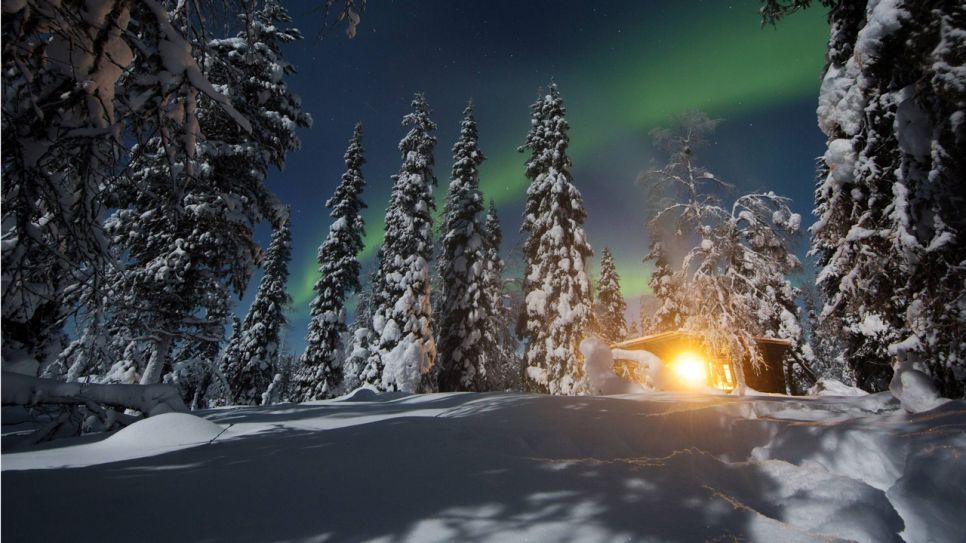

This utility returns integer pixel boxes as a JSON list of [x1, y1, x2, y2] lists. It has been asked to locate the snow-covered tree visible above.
[[642, 111, 805, 393], [294, 124, 368, 401], [436, 103, 489, 392], [0, 0, 250, 372], [766, 0, 966, 396], [593, 248, 628, 344], [640, 111, 724, 337], [642, 245, 685, 334], [164, 292, 231, 408], [95, 0, 308, 390], [103, 139, 241, 387], [340, 272, 378, 394], [222, 214, 293, 405], [360, 94, 438, 393], [481, 201, 520, 391], [518, 83, 594, 395]]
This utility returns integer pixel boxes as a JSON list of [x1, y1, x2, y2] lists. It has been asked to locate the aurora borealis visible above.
[[262, 0, 830, 350]]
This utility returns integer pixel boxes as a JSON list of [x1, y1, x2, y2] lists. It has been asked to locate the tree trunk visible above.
[[140, 335, 172, 385]]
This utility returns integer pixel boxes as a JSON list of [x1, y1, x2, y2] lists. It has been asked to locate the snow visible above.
[[379, 338, 430, 392], [580, 338, 647, 395], [4, 391, 962, 542], [2, 413, 230, 470], [889, 360, 951, 414], [809, 377, 868, 397]]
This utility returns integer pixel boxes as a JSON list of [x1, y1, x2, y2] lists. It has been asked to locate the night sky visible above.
[[255, 0, 830, 352]]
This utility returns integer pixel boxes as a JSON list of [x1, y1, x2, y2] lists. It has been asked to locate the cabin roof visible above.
[[611, 330, 793, 352]]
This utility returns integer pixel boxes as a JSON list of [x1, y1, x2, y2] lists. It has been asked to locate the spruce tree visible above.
[[767, 1, 965, 395], [518, 83, 594, 395], [361, 94, 438, 392], [437, 103, 488, 392], [294, 124, 368, 401], [222, 214, 293, 405], [0, 0, 246, 370], [594, 248, 628, 344], [165, 292, 231, 408], [643, 245, 684, 334], [481, 200, 518, 391]]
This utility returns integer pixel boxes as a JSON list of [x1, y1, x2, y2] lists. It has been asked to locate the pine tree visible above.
[[294, 124, 368, 401], [205, 0, 311, 179], [767, 1, 966, 395], [361, 94, 438, 393], [436, 103, 488, 392], [518, 83, 594, 395], [481, 201, 519, 391], [222, 214, 293, 405], [164, 291, 230, 408], [104, 139, 239, 386], [593, 248, 628, 344]]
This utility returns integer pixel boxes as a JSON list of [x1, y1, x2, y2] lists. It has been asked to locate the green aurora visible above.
[[290, 3, 829, 309]]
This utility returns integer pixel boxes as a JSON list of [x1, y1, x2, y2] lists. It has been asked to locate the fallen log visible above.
[[2, 372, 187, 417]]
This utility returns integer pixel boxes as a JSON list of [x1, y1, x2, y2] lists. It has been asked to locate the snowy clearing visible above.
[[3, 391, 964, 543]]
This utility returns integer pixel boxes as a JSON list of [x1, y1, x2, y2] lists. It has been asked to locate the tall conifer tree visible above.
[[437, 103, 488, 392], [294, 124, 367, 400], [518, 83, 594, 395], [223, 214, 293, 405], [361, 94, 438, 392]]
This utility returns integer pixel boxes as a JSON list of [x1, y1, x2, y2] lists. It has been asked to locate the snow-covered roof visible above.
[[611, 330, 793, 351]]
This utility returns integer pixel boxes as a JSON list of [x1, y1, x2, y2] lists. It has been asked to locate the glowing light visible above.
[[671, 351, 708, 386]]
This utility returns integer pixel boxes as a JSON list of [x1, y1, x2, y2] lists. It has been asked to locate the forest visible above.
[[2, 1, 964, 542]]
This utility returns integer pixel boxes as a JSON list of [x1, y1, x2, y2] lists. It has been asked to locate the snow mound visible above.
[[889, 362, 950, 413], [580, 338, 647, 395], [339, 387, 412, 402], [809, 377, 867, 397], [2, 413, 232, 471], [103, 413, 226, 449]]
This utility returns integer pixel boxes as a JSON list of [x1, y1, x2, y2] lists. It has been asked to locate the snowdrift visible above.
[[3, 391, 964, 543]]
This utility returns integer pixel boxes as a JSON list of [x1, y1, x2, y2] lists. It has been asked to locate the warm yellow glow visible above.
[[671, 351, 708, 386]]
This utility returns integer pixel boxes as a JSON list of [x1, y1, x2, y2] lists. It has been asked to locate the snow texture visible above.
[[4, 391, 963, 542], [810, 0, 965, 395]]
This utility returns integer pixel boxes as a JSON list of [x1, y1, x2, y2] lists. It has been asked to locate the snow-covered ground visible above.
[[3, 390, 964, 542]]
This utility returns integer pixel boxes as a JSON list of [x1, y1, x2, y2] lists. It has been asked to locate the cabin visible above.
[[610, 331, 792, 393]]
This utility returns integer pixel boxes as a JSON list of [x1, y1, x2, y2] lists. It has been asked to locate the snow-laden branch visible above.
[[2, 372, 187, 417]]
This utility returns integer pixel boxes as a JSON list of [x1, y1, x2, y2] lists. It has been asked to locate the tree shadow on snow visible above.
[[1, 393, 915, 542]]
